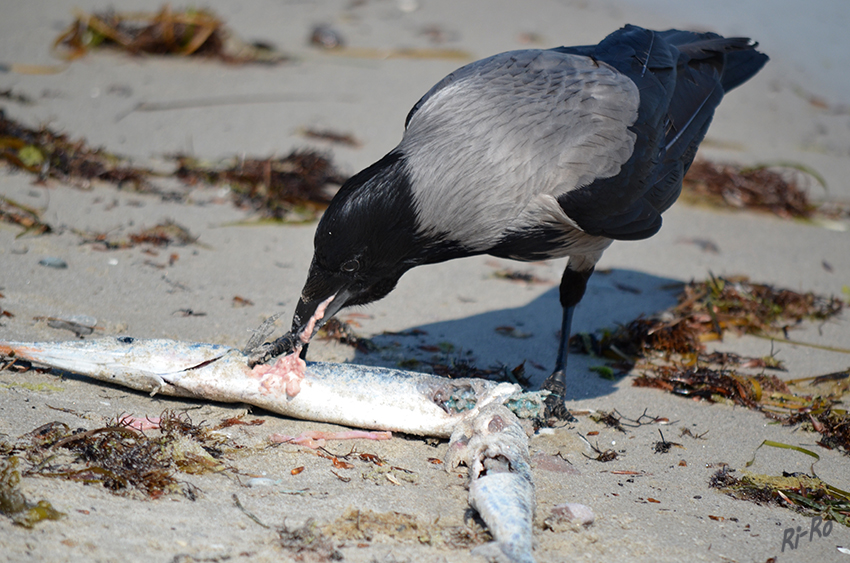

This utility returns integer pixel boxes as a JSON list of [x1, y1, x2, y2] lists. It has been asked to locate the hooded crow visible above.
[[262, 24, 768, 417]]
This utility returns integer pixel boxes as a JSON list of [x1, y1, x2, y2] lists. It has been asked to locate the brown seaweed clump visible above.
[[5, 411, 239, 501], [634, 367, 850, 455], [0, 109, 151, 191], [0, 112, 348, 223], [682, 160, 817, 219], [173, 151, 346, 222], [0, 195, 52, 236], [317, 318, 377, 354], [79, 220, 198, 250], [633, 365, 791, 409], [575, 275, 844, 361], [54, 6, 287, 65], [710, 466, 850, 526], [571, 276, 848, 454], [784, 405, 850, 454]]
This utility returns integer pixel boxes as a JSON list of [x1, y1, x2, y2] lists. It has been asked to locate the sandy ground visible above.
[[1, 1, 849, 561]]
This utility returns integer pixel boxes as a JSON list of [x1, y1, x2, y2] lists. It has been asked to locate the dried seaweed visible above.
[[682, 160, 818, 219], [316, 318, 377, 353], [582, 439, 618, 463], [0, 195, 52, 236], [173, 151, 345, 222], [586, 276, 844, 360], [589, 410, 627, 433], [631, 363, 850, 455], [0, 89, 35, 105], [0, 109, 151, 191], [653, 430, 682, 454], [633, 366, 793, 409], [80, 220, 198, 249], [0, 112, 348, 223], [634, 373, 850, 455], [54, 6, 287, 65], [710, 467, 850, 526], [707, 274, 833, 337], [784, 405, 850, 454], [132, 221, 197, 246], [5, 411, 239, 500], [572, 275, 848, 454]]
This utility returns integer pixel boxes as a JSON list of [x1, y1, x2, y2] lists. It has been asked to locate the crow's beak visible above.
[[291, 272, 353, 345]]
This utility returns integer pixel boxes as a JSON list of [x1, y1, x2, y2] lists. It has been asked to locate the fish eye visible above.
[[341, 259, 360, 273], [117, 336, 135, 344]]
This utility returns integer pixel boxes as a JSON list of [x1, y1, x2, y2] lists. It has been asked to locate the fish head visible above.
[[0, 337, 235, 380]]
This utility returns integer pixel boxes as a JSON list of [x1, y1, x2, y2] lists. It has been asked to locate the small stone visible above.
[[545, 502, 595, 530], [38, 257, 67, 269], [245, 477, 279, 487], [310, 25, 344, 49]]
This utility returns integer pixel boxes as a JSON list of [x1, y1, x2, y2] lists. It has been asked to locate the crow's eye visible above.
[[341, 259, 360, 273]]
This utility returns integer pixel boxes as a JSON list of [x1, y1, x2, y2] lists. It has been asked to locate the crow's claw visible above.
[[541, 372, 576, 423], [246, 332, 298, 367]]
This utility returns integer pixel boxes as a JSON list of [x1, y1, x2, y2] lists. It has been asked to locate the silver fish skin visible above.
[[448, 403, 536, 563], [0, 337, 544, 438]]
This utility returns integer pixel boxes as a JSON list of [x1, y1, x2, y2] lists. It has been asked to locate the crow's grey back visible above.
[[400, 49, 640, 252]]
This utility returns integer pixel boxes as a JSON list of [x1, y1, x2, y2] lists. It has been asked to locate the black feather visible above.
[[558, 25, 767, 239]]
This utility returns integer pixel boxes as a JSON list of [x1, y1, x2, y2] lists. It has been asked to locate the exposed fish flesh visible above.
[[448, 403, 536, 563], [269, 429, 393, 449], [0, 337, 545, 438], [244, 295, 336, 396]]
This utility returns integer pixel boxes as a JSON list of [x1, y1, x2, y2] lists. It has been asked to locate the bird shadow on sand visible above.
[[351, 268, 683, 402]]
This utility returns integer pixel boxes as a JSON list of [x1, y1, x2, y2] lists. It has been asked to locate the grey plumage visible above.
[[402, 50, 638, 258]]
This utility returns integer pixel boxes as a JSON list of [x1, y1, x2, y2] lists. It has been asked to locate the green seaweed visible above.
[[1, 456, 65, 528]]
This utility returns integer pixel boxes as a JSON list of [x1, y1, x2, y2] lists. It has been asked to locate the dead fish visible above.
[[448, 403, 536, 563], [0, 337, 545, 438]]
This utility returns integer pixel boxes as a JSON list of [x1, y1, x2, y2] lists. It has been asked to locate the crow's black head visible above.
[[291, 151, 430, 339]]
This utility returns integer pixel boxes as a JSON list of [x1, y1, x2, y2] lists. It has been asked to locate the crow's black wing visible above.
[[558, 25, 767, 240]]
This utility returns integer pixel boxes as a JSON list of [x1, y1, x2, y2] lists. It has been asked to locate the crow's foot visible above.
[[245, 332, 298, 367], [541, 371, 576, 423]]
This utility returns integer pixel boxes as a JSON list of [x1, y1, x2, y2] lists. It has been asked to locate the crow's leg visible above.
[[541, 261, 595, 420]]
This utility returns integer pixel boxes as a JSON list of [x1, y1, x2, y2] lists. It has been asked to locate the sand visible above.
[[1, 0, 849, 561]]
